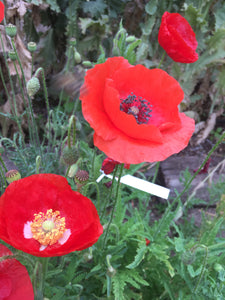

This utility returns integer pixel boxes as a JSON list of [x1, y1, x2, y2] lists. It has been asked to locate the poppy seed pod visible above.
[[5, 24, 17, 37], [5, 169, 21, 184], [27, 42, 37, 52]]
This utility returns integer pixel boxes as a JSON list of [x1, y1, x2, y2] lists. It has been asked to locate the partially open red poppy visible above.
[[0, 1, 4, 23], [80, 57, 195, 164], [0, 174, 103, 257], [158, 11, 198, 63], [0, 244, 34, 300], [101, 157, 130, 175]]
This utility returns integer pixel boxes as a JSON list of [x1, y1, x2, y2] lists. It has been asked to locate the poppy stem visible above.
[[102, 164, 124, 250], [157, 51, 166, 68], [100, 165, 118, 220], [35, 257, 49, 299]]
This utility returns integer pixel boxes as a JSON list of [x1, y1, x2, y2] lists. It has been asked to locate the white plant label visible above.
[[97, 172, 170, 199]]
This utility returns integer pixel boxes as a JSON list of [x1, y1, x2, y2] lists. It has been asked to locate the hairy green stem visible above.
[[67, 115, 76, 149], [100, 165, 118, 220], [11, 39, 40, 149], [157, 51, 166, 68], [193, 246, 208, 294], [102, 164, 124, 249]]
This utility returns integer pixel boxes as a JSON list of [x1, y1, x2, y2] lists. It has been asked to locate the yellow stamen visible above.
[[30, 209, 66, 246]]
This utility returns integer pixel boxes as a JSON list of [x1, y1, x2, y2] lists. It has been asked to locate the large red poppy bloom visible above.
[[0, 174, 103, 257], [0, 1, 4, 23], [80, 57, 195, 164], [158, 11, 198, 63], [0, 244, 34, 300]]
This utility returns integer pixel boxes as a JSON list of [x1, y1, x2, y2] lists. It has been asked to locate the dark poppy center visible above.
[[120, 93, 152, 125]]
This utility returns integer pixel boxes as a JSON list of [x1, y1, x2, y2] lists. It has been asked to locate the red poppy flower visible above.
[[0, 1, 4, 23], [0, 244, 34, 299], [193, 157, 211, 174], [101, 157, 130, 175], [145, 238, 150, 246], [80, 57, 195, 164], [0, 174, 103, 257], [158, 11, 198, 63]]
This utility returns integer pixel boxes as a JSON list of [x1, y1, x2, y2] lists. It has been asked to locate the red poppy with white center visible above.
[[0, 243, 34, 299], [80, 57, 195, 164], [0, 174, 103, 257], [158, 11, 198, 63], [0, 1, 4, 23]]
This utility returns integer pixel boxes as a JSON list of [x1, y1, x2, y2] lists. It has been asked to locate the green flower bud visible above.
[[68, 163, 79, 178], [69, 38, 76, 46], [107, 266, 116, 277], [126, 35, 136, 43], [8, 50, 17, 61], [26, 77, 40, 97], [74, 51, 82, 64], [82, 61, 93, 68], [27, 42, 37, 52], [5, 170, 21, 184], [5, 24, 17, 37]]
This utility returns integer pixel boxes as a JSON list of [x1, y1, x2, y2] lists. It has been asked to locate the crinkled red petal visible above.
[[0, 1, 4, 23], [80, 57, 131, 141], [94, 113, 195, 164], [0, 244, 34, 300], [158, 11, 198, 63], [0, 174, 103, 257]]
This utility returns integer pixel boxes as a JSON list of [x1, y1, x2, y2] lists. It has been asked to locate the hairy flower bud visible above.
[[5, 170, 21, 184], [62, 146, 79, 165], [26, 77, 40, 97]]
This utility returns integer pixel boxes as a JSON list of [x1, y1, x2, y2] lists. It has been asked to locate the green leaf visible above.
[[187, 265, 201, 278], [145, 0, 158, 15], [82, 0, 107, 18], [141, 16, 156, 36], [200, 217, 224, 245], [214, 3, 225, 30], [174, 237, 185, 252], [112, 273, 125, 300], [126, 246, 147, 269]]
